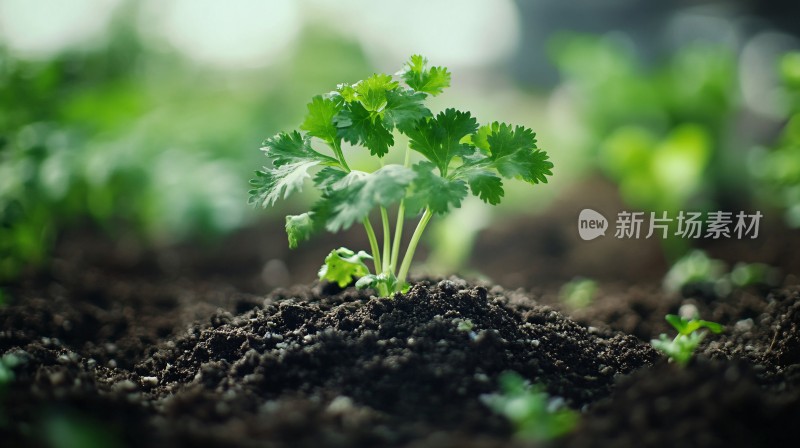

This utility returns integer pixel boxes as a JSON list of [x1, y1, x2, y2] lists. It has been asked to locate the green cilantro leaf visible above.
[[355, 271, 408, 294], [249, 160, 320, 208], [259, 131, 338, 167], [465, 170, 504, 205], [665, 314, 724, 336], [300, 96, 342, 144], [325, 165, 415, 231], [468, 123, 492, 152], [286, 213, 316, 249], [402, 54, 451, 96], [483, 123, 553, 184], [652, 314, 723, 366], [336, 83, 358, 102], [355, 73, 399, 112], [383, 88, 431, 133], [319, 247, 372, 287], [407, 162, 468, 214], [335, 101, 394, 157], [249, 131, 340, 208], [313, 167, 348, 193], [406, 108, 478, 175]]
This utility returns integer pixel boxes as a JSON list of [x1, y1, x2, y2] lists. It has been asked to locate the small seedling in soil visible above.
[[249, 55, 553, 297], [663, 250, 727, 295], [650, 314, 723, 366], [481, 371, 578, 441], [559, 277, 597, 309], [0, 353, 20, 428], [729, 262, 780, 288], [664, 250, 780, 298]]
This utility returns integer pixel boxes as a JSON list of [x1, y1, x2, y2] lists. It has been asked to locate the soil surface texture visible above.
[[2, 177, 800, 447], [2, 266, 799, 447]]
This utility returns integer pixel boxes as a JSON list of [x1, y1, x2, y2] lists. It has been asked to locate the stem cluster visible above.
[[335, 146, 429, 296]]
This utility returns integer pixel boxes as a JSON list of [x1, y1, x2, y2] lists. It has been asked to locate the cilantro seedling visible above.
[[0, 353, 20, 428], [249, 55, 553, 296], [650, 314, 723, 366], [663, 250, 727, 295], [0, 354, 18, 387], [559, 277, 597, 309], [481, 371, 578, 441], [754, 52, 800, 227]]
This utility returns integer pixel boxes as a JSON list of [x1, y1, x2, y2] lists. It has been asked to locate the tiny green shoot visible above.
[[650, 314, 723, 366], [729, 262, 780, 288], [0, 353, 20, 428], [455, 318, 474, 332], [0, 354, 19, 386], [249, 55, 553, 297], [663, 250, 726, 293], [481, 371, 578, 441], [559, 277, 597, 309], [664, 250, 780, 298]]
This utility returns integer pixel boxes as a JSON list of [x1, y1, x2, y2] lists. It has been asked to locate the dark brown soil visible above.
[[1, 177, 799, 447], [2, 262, 799, 447]]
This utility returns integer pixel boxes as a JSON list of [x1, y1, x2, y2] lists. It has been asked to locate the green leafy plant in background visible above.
[[753, 52, 800, 227], [0, 34, 250, 280], [651, 314, 723, 366], [481, 371, 578, 441], [43, 412, 122, 448], [0, 353, 21, 427], [550, 34, 743, 259], [249, 55, 553, 297], [663, 250, 728, 294], [663, 250, 779, 298], [0, 12, 374, 282]]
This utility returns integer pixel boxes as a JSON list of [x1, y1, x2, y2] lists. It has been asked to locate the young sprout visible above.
[[650, 314, 723, 366], [481, 371, 578, 441], [249, 55, 553, 297], [663, 250, 727, 294], [0, 354, 18, 386], [559, 277, 597, 309], [729, 262, 779, 288]]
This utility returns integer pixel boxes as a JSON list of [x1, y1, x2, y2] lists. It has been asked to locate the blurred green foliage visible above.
[[651, 314, 723, 367], [0, 9, 370, 281], [550, 34, 740, 214], [481, 371, 578, 441], [43, 412, 122, 448], [663, 249, 779, 298], [0, 352, 20, 427], [559, 277, 597, 309], [753, 52, 800, 227], [663, 250, 727, 294]]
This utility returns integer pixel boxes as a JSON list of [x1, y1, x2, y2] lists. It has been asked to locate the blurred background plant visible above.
[[751, 52, 800, 227], [481, 371, 578, 441], [0, 0, 798, 283], [550, 35, 737, 212], [663, 249, 780, 298], [559, 277, 598, 310]]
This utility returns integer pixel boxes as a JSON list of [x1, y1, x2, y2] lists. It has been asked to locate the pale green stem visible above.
[[390, 144, 412, 274], [390, 200, 405, 273], [380, 207, 391, 274], [397, 208, 433, 287], [362, 218, 382, 274], [332, 140, 350, 172]]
